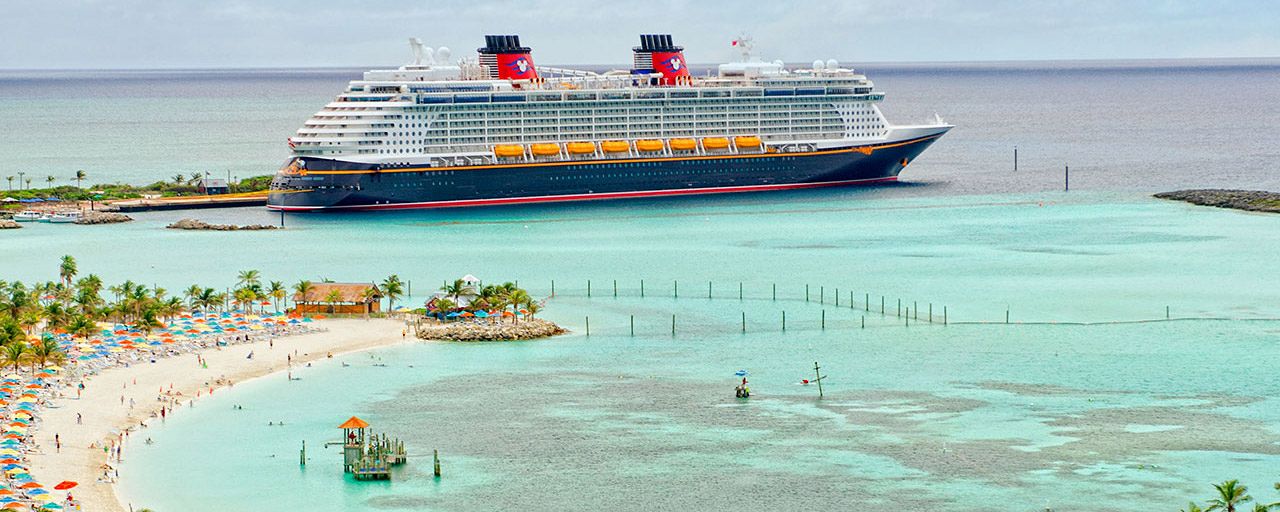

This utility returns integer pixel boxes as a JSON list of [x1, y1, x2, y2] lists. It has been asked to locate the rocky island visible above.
[[416, 318, 566, 342], [1155, 189, 1280, 214], [167, 218, 280, 230]]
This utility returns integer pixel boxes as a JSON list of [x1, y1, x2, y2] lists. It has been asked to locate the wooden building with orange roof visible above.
[[293, 282, 382, 315]]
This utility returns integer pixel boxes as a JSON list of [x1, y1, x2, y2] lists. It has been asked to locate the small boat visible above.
[[13, 211, 43, 222], [49, 211, 82, 223]]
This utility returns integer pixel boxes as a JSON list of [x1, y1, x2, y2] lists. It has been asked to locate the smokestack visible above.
[[633, 34, 690, 85], [478, 34, 538, 80]]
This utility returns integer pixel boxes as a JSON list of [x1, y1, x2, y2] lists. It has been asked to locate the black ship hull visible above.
[[267, 132, 946, 211]]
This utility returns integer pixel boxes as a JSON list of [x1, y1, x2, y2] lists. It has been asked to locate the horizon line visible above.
[[2, 55, 1278, 73]]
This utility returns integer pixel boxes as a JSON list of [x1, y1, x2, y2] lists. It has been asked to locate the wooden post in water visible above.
[[1006, 308, 1010, 324], [806, 284, 810, 302], [739, 282, 743, 300], [821, 309, 825, 330], [671, 314, 676, 336], [300, 440, 306, 466], [835, 288, 839, 307], [708, 281, 712, 299], [772, 283, 777, 301], [897, 299, 901, 317], [861, 316, 865, 329], [640, 279, 645, 298], [407, 280, 412, 297], [944, 306, 948, 325], [551, 280, 555, 297], [741, 311, 746, 333], [865, 293, 869, 312], [782, 311, 786, 332], [630, 315, 634, 336], [433, 449, 441, 478], [914, 301, 918, 320], [613, 280, 617, 298], [1065, 165, 1069, 191], [905, 308, 909, 327], [929, 303, 933, 323], [881, 296, 885, 314], [813, 361, 825, 398], [585, 316, 590, 336], [1166, 306, 1170, 320], [587, 280, 591, 297], [820, 286, 824, 305], [1014, 146, 1018, 172], [674, 280, 678, 298]]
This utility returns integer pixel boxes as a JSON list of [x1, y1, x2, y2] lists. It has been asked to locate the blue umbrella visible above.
[[474, 310, 489, 318], [734, 369, 748, 377], [445, 312, 460, 318]]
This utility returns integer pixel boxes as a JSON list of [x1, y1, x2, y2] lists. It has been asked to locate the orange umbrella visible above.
[[0, 488, 12, 495], [18, 482, 41, 489], [2, 502, 24, 509], [53, 481, 77, 490], [337, 416, 369, 429]]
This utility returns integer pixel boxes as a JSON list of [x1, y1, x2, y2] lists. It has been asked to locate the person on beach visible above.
[[55, 434, 60, 453], [77, 413, 82, 425]]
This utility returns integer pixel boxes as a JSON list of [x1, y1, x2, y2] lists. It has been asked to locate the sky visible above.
[[4, 0, 1279, 69]]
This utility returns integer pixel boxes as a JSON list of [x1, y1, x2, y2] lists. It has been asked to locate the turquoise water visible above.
[[5, 189, 1280, 510]]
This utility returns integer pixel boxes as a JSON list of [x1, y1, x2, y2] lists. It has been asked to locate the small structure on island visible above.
[[198, 177, 229, 195], [426, 274, 482, 312], [337, 416, 407, 481], [294, 282, 383, 315]]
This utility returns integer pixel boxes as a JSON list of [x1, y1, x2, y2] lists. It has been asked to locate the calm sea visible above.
[[1, 59, 1278, 192], [3, 60, 1280, 511]]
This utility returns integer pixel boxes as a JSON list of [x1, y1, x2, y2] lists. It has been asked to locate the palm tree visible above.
[[1182, 502, 1205, 512], [523, 299, 542, 320], [59, 255, 77, 287], [268, 281, 286, 313], [45, 175, 56, 188], [294, 280, 314, 305], [172, 174, 186, 185], [74, 170, 87, 189], [440, 279, 466, 303], [381, 275, 403, 312], [136, 307, 163, 336], [237, 270, 261, 289], [188, 172, 203, 186], [431, 298, 456, 318], [24, 178, 32, 189], [2, 342, 29, 372], [5, 176, 13, 191], [323, 289, 344, 314], [67, 315, 96, 340], [30, 338, 64, 369], [42, 302, 71, 332], [233, 287, 257, 312], [184, 284, 204, 308], [360, 287, 378, 316], [1208, 480, 1252, 512]]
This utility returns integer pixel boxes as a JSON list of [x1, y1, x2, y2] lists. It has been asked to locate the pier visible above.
[[107, 191, 269, 212], [337, 416, 407, 481]]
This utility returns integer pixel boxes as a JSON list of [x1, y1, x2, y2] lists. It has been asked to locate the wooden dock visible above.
[[338, 416, 408, 481], [107, 191, 268, 212]]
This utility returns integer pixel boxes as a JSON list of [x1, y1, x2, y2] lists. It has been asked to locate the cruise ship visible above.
[[267, 35, 951, 211]]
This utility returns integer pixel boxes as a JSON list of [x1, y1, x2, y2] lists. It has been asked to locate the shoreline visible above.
[[26, 317, 411, 512]]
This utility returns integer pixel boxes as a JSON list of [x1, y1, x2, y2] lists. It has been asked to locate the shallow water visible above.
[[6, 188, 1276, 511]]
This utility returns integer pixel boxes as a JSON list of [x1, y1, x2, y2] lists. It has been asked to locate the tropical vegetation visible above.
[[428, 279, 541, 321], [1178, 479, 1280, 512]]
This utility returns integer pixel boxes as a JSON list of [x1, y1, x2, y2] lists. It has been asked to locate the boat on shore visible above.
[[268, 34, 951, 212], [49, 211, 82, 223], [13, 210, 43, 222]]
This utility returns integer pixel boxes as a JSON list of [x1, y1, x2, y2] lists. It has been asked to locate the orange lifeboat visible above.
[[601, 140, 631, 153], [734, 136, 762, 148], [669, 138, 697, 151], [701, 137, 730, 150], [493, 144, 524, 158], [566, 142, 596, 155], [635, 139, 665, 152], [530, 143, 561, 156]]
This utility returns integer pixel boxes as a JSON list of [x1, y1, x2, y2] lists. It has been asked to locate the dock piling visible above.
[[613, 279, 617, 297], [434, 449, 441, 478], [739, 282, 743, 300], [741, 311, 746, 333], [862, 316, 865, 329], [674, 280, 678, 298], [914, 301, 918, 320], [585, 316, 590, 336], [821, 309, 825, 330], [782, 311, 786, 332], [708, 281, 712, 299], [300, 440, 306, 466], [835, 288, 839, 307], [929, 303, 933, 323], [640, 279, 645, 298], [551, 280, 555, 297], [772, 283, 777, 301], [806, 284, 810, 302], [630, 315, 634, 336], [820, 286, 824, 304], [671, 314, 676, 336], [944, 306, 948, 325], [587, 280, 591, 297]]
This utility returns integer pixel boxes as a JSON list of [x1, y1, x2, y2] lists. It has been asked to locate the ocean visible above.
[[3, 60, 1280, 511]]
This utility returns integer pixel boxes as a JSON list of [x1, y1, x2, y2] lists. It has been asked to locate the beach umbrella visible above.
[[27, 489, 46, 496], [0, 490, 9, 496], [1, 465, 20, 470], [2, 502, 24, 509], [474, 310, 489, 318], [51, 482, 75, 491], [39, 504, 61, 510], [17, 482, 40, 489]]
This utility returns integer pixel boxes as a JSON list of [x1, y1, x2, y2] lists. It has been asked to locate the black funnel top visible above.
[[635, 34, 682, 53], [479, 35, 532, 54]]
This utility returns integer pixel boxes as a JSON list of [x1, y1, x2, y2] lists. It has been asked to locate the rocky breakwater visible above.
[[416, 318, 567, 342], [0, 220, 19, 229], [167, 218, 280, 230], [1155, 189, 1280, 214], [74, 211, 133, 224]]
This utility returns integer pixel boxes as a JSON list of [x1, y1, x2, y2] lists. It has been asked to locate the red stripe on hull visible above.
[[267, 176, 898, 212]]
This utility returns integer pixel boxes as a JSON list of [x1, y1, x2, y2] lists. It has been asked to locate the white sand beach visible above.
[[25, 318, 410, 511]]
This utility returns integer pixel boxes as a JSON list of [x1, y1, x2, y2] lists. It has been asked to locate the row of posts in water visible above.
[[1013, 146, 1070, 191]]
